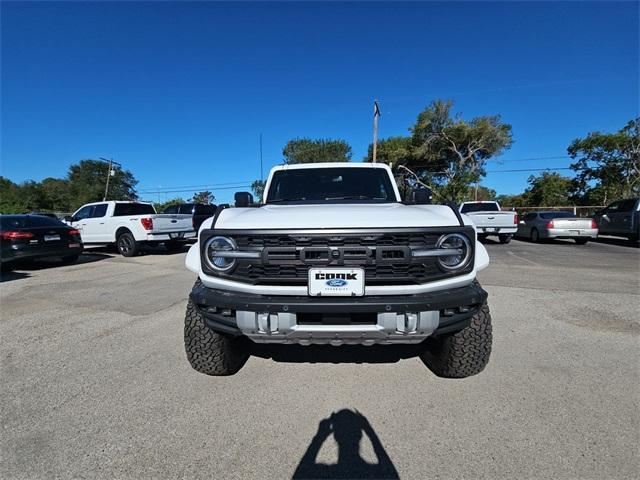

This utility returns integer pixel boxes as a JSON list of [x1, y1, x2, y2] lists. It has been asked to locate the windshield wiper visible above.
[[324, 195, 376, 201], [267, 198, 304, 203]]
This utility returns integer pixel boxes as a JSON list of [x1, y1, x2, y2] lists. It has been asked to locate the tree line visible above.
[[2, 100, 637, 213], [0, 159, 216, 214], [252, 100, 639, 206]]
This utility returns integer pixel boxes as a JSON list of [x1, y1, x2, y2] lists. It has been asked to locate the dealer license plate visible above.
[[44, 234, 60, 241], [169, 232, 184, 239], [308, 268, 365, 297]]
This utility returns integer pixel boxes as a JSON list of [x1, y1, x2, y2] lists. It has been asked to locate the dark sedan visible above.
[[1, 215, 83, 271]]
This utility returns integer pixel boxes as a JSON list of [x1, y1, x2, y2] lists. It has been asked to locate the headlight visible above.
[[436, 233, 471, 271], [204, 236, 237, 272]]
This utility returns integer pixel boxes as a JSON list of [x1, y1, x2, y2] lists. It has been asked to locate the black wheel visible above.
[[498, 234, 512, 244], [184, 282, 249, 376], [421, 304, 492, 378], [530, 228, 540, 243], [574, 238, 589, 245], [165, 241, 184, 252], [61, 254, 80, 264], [116, 232, 140, 257]]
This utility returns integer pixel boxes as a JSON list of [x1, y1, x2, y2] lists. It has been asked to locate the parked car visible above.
[[63, 201, 195, 257], [183, 162, 493, 378], [28, 212, 60, 219], [516, 211, 598, 244], [593, 198, 639, 242], [459, 201, 518, 244], [163, 203, 217, 232], [1, 214, 83, 271]]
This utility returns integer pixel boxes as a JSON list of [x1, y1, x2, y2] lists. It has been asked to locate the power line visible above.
[[488, 155, 571, 163], [137, 181, 253, 193], [139, 184, 252, 195], [487, 167, 574, 173]]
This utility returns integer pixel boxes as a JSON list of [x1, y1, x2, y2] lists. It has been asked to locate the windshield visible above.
[[266, 167, 397, 204], [460, 202, 500, 213]]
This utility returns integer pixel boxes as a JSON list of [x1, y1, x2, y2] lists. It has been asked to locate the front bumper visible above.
[[190, 281, 488, 345]]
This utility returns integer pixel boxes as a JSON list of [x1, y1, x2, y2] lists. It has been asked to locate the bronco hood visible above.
[[209, 203, 467, 230]]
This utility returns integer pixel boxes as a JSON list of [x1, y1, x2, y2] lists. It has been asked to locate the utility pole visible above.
[[372, 100, 381, 163], [99, 157, 121, 201]]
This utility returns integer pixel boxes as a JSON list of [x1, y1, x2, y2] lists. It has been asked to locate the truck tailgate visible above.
[[466, 211, 516, 228], [150, 214, 193, 232]]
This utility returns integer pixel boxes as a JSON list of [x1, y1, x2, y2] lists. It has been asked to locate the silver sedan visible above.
[[517, 211, 598, 244]]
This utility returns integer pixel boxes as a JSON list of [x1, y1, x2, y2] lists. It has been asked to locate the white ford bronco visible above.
[[184, 163, 492, 377]]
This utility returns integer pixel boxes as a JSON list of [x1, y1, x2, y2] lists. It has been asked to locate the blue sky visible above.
[[2, 1, 638, 203]]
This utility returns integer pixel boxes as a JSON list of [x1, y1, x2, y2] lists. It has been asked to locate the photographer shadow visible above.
[[292, 409, 399, 480]]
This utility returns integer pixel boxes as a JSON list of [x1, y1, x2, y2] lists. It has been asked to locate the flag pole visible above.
[[372, 100, 380, 163]]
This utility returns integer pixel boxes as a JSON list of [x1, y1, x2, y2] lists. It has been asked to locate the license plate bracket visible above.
[[169, 232, 185, 239], [44, 234, 61, 241], [308, 268, 365, 297]]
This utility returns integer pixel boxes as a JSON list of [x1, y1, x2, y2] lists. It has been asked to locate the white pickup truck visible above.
[[64, 201, 195, 256], [183, 163, 493, 378], [459, 201, 518, 244]]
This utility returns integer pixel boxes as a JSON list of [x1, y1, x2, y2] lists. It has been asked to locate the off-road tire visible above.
[[184, 282, 249, 376], [421, 304, 492, 378], [574, 238, 589, 245], [116, 232, 140, 257], [164, 241, 184, 253], [498, 234, 512, 244], [61, 254, 80, 264]]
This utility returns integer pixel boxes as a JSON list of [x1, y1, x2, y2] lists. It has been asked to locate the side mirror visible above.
[[412, 188, 432, 205], [234, 192, 254, 208]]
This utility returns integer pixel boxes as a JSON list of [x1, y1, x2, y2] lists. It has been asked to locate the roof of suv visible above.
[[270, 162, 392, 173]]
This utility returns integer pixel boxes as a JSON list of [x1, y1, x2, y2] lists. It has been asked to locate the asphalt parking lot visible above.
[[1, 238, 639, 479]]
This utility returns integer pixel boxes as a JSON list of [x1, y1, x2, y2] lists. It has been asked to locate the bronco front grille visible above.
[[201, 228, 475, 286]]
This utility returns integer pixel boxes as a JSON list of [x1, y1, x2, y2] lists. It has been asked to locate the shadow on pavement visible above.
[[593, 236, 639, 248], [251, 343, 422, 364], [292, 409, 399, 480], [0, 271, 31, 283]]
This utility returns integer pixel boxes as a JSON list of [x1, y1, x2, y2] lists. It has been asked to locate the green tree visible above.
[[522, 171, 573, 207], [67, 159, 138, 209], [363, 136, 413, 165], [409, 100, 513, 203], [154, 197, 186, 212], [568, 118, 640, 205], [282, 138, 352, 164], [251, 180, 266, 202], [40, 177, 71, 212], [192, 191, 215, 204], [463, 185, 496, 202], [0, 176, 23, 213], [495, 193, 528, 208]]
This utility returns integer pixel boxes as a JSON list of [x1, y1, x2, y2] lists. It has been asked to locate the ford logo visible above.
[[326, 279, 347, 287]]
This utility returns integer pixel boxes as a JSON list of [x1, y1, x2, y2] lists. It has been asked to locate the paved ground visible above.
[[1, 238, 639, 479]]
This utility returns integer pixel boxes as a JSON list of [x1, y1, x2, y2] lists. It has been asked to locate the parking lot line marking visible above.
[[506, 250, 541, 266]]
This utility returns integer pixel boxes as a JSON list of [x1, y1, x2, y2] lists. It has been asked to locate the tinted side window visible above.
[[164, 206, 178, 214], [524, 213, 537, 221], [74, 206, 94, 220], [178, 204, 195, 215], [113, 203, 156, 216], [0, 216, 28, 229], [618, 199, 637, 212], [92, 204, 108, 218], [193, 204, 216, 215], [606, 201, 622, 212], [29, 216, 67, 227]]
